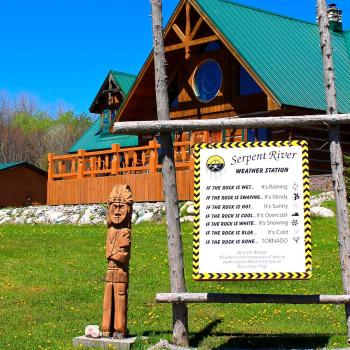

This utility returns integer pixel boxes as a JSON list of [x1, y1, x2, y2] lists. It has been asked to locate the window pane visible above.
[[193, 60, 222, 102], [240, 66, 263, 95]]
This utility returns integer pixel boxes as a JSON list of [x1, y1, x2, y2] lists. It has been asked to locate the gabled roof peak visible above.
[[109, 70, 137, 78]]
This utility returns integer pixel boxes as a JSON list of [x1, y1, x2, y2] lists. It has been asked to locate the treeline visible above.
[[0, 94, 92, 170]]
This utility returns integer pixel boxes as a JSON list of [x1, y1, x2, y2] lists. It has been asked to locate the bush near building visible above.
[[344, 155, 350, 201]]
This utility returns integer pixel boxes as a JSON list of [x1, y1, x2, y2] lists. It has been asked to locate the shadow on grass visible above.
[[212, 334, 330, 349], [142, 319, 222, 343], [190, 319, 223, 347], [190, 321, 330, 349], [143, 321, 330, 349]]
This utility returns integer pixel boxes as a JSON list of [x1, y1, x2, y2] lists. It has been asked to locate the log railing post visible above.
[[317, 0, 350, 342], [111, 144, 120, 175], [148, 140, 159, 173], [48, 153, 54, 181], [77, 150, 85, 179]]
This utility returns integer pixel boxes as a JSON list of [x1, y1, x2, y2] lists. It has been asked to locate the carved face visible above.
[[109, 201, 129, 225]]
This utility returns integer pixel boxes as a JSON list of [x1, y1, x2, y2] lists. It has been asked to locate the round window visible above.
[[193, 59, 222, 102]]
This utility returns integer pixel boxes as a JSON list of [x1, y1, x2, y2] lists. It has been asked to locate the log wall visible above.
[[0, 166, 47, 207]]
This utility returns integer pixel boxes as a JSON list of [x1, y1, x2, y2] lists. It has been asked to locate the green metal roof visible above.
[[110, 71, 136, 97], [345, 31, 350, 56], [0, 162, 24, 171], [70, 71, 138, 153], [0, 162, 47, 175], [69, 117, 138, 152], [195, 0, 350, 112]]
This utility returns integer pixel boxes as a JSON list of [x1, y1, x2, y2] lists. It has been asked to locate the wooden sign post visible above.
[[317, 0, 350, 341], [150, 0, 189, 346]]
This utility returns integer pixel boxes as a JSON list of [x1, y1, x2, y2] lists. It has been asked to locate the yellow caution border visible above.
[[192, 140, 311, 281]]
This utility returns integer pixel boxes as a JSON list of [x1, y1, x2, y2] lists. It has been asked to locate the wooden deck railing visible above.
[[48, 139, 194, 181]]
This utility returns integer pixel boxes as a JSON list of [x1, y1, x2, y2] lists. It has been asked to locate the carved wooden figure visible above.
[[101, 185, 133, 339]]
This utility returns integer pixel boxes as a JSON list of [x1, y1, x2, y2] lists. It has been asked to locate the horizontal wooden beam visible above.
[[156, 293, 350, 304], [165, 35, 218, 52], [112, 113, 350, 134], [101, 88, 120, 95]]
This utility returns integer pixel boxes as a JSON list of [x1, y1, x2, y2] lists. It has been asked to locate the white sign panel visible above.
[[192, 141, 311, 281]]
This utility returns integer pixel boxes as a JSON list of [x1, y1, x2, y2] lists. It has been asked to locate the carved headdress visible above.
[[108, 185, 133, 206]]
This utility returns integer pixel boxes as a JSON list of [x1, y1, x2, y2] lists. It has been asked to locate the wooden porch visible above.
[[47, 139, 195, 204]]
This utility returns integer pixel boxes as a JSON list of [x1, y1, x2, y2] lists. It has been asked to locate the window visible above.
[[239, 66, 263, 95], [203, 41, 221, 52], [101, 110, 111, 134], [247, 128, 269, 142], [193, 59, 222, 102], [168, 74, 179, 108]]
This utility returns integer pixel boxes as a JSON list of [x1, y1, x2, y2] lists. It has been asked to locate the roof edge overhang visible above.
[[89, 71, 114, 113], [0, 162, 47, 176]]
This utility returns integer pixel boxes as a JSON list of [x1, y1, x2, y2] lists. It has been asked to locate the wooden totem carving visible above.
[[101, 185, 133, 339]]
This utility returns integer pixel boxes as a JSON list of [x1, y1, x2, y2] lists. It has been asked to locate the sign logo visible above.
[[206, 155, 225, 172]]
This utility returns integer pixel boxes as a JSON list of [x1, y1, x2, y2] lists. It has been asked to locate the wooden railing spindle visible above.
[[149, 139, 158, 173], [181, 146, 186, 161], [90, 157, 95, 178], [133, 152, 138, 171], [72, 159, 76, 174]]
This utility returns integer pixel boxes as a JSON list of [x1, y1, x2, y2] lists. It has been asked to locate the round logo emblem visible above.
[[206, 155, 225, 173]]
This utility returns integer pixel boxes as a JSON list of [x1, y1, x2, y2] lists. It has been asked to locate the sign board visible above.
[[192, 140, 311, 281]]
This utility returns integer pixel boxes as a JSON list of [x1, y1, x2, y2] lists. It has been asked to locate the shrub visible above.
[[344, 155, 350, 201]]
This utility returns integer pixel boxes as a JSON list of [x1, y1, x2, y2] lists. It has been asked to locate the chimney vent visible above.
[[327, 3, 343, 32]]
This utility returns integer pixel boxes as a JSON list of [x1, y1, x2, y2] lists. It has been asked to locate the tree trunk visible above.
[[150, 0, 189, 346], [317, 0, 350, 342]]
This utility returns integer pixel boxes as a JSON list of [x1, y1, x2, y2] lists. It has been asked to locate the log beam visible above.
[[172, 24, 185, 43], [112, 113, 350, 134], [156, 293, 350, 304], [190, 18, 203, 40], [185, 2, 191, 59], [165, 35, 218, 52]]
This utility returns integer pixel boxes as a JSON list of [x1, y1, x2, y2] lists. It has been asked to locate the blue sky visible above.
[[0, 0, 349, 116]]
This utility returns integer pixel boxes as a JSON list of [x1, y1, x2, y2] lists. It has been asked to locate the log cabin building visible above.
[[48, 0, 350, 204], [0, 162, 47, 207]]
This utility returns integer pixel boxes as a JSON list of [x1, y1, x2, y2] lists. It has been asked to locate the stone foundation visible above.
[[310, 174, 333, 192]]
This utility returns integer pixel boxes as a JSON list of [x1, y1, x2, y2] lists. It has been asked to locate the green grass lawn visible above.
[[0, 215, 347, 349]]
